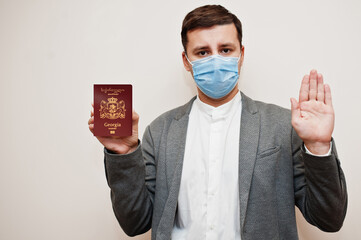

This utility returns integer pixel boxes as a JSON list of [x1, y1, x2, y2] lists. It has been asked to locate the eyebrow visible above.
[[192, 46, 210, 53], [192, 42, 237, 51], [219, 42, 237, 48]]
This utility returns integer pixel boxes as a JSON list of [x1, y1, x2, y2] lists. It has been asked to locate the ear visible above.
[[182, 51, 192, 72], [239, 45, 245, 68]]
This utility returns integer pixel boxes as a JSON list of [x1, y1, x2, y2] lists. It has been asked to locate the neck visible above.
[[197, 85, 239, 107]]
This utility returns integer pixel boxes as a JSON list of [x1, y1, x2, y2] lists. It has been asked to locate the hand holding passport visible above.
[[88, 84, 139, 154]]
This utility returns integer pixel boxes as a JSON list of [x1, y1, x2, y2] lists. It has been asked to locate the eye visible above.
[[221, 48, 231, 54], [198, 51, 208, 56]]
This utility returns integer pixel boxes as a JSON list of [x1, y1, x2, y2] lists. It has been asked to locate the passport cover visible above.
[[93, 84, 132, 136]]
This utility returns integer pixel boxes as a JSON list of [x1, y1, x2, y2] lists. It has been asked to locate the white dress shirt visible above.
[[172, 92, 242, 240]]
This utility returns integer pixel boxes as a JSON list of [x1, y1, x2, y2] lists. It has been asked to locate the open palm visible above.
[[291, 70, 334, 155]]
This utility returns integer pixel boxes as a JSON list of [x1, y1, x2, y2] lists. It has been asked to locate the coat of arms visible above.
[[99, 97, 126, 119]]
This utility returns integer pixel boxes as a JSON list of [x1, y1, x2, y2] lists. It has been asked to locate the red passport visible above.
[[93, 84, 132, 136]]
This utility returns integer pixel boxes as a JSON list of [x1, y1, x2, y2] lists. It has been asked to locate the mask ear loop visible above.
[[237, 53, 242, 63], [184, 52, 193, 66]]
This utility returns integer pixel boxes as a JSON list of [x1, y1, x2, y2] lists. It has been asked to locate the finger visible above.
[[88, 116, 94, 125], [89, 123, 94, 134], [324, 84, 333, 106], [316, 73, 324, 102], [299, 75, 309, 103], [309, 69, 318, 100]]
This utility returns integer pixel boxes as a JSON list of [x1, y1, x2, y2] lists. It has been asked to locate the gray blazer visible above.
[[104, 92, 347, 240]]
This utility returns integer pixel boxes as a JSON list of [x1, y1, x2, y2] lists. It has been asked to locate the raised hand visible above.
[[88, 103, 139, 154], [290, 70, 334, 155]]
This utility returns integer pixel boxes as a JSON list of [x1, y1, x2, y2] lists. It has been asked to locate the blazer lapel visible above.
[[157, 98, 195, 238], [164, 97, 195, 188], [165, 114, 189, 190], [239, 93, 260, 231]]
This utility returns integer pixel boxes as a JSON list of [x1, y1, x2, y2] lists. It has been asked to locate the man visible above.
[[88, 5, 347, 240]]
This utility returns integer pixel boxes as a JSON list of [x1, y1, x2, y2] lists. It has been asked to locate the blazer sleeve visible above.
[[293, 129, 348, 232], [103, 125, 156, 236]]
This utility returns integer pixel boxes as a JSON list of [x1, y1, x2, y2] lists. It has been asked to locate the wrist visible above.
[[113, 140, 139, 155], [304, 141, 331, 155], [124, 144, 138, 154]]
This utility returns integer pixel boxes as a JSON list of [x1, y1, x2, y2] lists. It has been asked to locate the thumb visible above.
[[290, 98, 300, 121], [132, 110, 139, 126], [131, 110, 139, 137]]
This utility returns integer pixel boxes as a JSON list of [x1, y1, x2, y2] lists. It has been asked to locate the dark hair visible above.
[[181, 5, 243, 52]]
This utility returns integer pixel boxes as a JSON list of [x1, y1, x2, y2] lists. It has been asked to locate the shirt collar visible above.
[[195, 92, 242, 120]]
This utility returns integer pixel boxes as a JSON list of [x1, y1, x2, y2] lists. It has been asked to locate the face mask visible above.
[[186, 54, 240, 99]]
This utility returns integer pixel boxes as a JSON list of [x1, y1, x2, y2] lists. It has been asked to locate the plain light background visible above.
[[0, 0, 360, 239]]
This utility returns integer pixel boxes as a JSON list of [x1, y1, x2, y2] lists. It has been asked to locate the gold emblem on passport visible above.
[[94, 84, 132, 136], [99, 97, 126, 120]]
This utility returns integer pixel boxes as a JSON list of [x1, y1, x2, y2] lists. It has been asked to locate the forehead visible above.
[[186, 23, 239, 50]]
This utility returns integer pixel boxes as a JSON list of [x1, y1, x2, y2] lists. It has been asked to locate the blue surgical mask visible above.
[[186, 54, 240, 99]]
